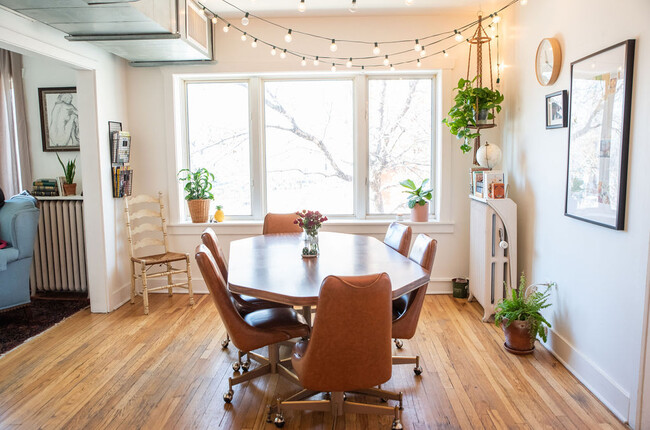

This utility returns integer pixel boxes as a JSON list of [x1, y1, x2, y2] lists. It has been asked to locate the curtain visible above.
[[0, 49, 31, 197]]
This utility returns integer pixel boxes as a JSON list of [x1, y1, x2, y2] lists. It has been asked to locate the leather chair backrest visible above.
[[195, 244, 272, 352], [201, 228, 229, 280], [262, 213, 302, 234], [298, 273, 393, 392], [383, 222, 412, 257], [409, 234, 437, 272]]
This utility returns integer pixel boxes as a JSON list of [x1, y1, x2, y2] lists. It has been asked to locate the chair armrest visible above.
[[0, 195, 40, 259]]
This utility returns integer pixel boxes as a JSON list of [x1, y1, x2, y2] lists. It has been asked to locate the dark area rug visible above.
[[0, 297, 90, 355]]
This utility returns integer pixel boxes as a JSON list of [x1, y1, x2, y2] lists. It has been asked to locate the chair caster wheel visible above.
[[221, 339, 229, 349], [395, 339, 404, 349], [392, 419, 403, 430], [241, 361, 251, 372], [232, 362, 241, 372], [274, 414, 285, 428], [223, 390, 234, 403], [414, 366, 423, 375]]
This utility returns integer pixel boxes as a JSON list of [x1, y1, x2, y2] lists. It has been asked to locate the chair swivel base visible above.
[[393, 355, 423, 375]]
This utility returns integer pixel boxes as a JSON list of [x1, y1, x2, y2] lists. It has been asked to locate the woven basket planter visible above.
[[187, 199, 211, 223]]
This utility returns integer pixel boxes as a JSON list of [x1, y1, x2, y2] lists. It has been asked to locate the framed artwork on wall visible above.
[[38, 87, 79, 152], [545, 90, 567, 129], [564, 39, 635, 230]]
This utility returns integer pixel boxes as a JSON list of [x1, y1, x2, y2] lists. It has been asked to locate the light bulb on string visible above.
[[520, 0, 528, 4], [241, 13, 249, 26], [270, 46, 277, 56], [443, 50, 449, 57], [417, 59, 421, 67], [373, 42, 380, 55], [298, 0, 306, 12], [285, 29, 293, 43], [201, 7, 207, 16], [251, 38, 258, 48], [223, 24, 230, 33], [390, 64, 395, 72], [280, 49, 287, 59], [383, 55, 389, 66], [454, 30, 463, 42], [420, 48, 426, 57], [346, 58, 352, 68], [331, 63, 337, 72], [414, 39, 422, 52], [492, 13, 501, 23], [313, 56, 319, 66], [301, 57, 307, 66], [211, 16, 217, 24], [405, 0, 414, 5], [240, 33, 247, 41], [349, 0, 357, 12], [330, 39, 337, 52]]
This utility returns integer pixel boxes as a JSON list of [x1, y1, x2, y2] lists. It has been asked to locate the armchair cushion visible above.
[[0, 247, 19, 271], [0, 193, 39, 259]]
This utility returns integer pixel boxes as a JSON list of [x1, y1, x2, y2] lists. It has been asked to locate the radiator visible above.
[[30, 199, 88, 293]]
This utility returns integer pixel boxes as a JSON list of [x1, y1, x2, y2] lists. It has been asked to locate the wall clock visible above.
[[535, 38, 562, 86]]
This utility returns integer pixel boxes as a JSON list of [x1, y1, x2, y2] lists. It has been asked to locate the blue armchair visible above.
[[0, 193, 39, 312]]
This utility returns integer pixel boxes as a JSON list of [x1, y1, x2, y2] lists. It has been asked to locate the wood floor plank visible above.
[[0, 294, 628, 430]]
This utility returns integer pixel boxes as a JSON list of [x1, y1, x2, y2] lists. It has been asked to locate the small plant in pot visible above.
[[399, 178, 432, 222], [442, 77, 504, 153], [177, 167, 215, 223], [494, 273, 556, 355], [56, 153, 77, 196]]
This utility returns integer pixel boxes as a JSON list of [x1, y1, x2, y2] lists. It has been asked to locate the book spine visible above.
[[33, 181, 58, 187], [33, 185, 58, 191], [32, 191, 59, 196]]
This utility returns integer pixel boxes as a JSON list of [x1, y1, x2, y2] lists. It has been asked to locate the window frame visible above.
[[178, 71, 439, 222]]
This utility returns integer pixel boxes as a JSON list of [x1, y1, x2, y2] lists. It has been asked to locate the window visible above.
[[182, 73, 436, 221]]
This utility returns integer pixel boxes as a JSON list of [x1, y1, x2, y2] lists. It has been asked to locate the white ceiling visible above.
[[204, 0, 500, 17]]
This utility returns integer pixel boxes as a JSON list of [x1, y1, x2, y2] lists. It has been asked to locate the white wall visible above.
[[125, 12, 492, 298], [22, 55, 82, 193], [501, 0, 650, 426]]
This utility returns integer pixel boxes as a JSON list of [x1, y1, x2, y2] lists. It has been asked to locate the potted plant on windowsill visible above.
[[400, 178, 432, 222], [56, 153, 77, 196], [177, 167, 215, 223], [494, 273, 556, 355], [442, 77, 504, 153]]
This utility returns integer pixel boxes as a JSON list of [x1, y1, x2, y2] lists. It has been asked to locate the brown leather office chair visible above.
[[392, 234, 437, 375], [383, 222, 412, 257], [274, 273, 403, 429], [195, 245, 309, 403], [262, 213, 303, 234]]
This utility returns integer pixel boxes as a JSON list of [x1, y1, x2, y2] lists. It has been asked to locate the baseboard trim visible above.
[[427, 278, 453, 294], [543, 328, 630, 424]]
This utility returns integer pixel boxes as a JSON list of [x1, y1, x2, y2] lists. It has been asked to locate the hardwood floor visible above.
[[0, 294, 627, 429]]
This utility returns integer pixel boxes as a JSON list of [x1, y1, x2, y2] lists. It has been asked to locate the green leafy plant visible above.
[[399, 178, 433, 209], [494, 273, 555, 342], [56, 153, 76, 184], [177, 167, 215, 200], [442, 77, 504, 153]]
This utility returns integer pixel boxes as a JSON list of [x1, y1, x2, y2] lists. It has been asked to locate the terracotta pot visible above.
[[187, 199, 211, 223], [63, 183, 77, 196], [410, 202, 429, 222], [501, 318, 535, 354]]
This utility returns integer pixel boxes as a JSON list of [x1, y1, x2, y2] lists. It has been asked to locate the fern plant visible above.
[[494, 273, 555, 342], [56, 153, 76, 184], [177, 167, 215, 200]]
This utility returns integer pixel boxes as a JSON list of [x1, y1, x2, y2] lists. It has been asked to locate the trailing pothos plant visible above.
[[494, 273, 556, 342], [177, 167, 215, 200], [442, 77, 504, 153], [399, 178, 433, 209]]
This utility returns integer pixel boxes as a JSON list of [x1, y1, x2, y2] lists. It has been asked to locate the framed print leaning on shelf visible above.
[[545, 90, 567, 129], [564, 39, 635, 230], [38, 87, 79, 151]]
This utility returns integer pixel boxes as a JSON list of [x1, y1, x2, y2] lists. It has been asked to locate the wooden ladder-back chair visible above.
[[125, 193, 194, 315]]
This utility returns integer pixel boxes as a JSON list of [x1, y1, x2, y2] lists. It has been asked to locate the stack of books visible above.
[[32, 178, 60, 197]]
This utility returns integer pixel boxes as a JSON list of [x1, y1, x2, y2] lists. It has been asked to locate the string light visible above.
[[520, 0, 528, 4], [270, 46, 277, 55], [241, 32, 247, 41], [417, 59, 421, 67], [405, 0, 414, 4], [383, 55, 390, 66], [313, 56, 319, 66], [346, 58, 353, 68], [241, 12, 249, 26], [280, 49, 287, 58], [211, 16, 217, 24], [285, 29, 293, 43], [298, 0, 306, 12], [373, 42, 380, 55], [414, 39, 422, 51], [301, 57, 307, 66], [390, 64, 395, 71], [201, 7, 207, 16], [349, 0, 358, 12], [223, 23, 230, 33], [420, 47, 426, 57], [492, 13, 501, 23], [330, 39, 338, 52], [251, 38, 258, 48], [454, 30, 463, 42], [331, 63, 337, 72], [443, 50, 449, 57]]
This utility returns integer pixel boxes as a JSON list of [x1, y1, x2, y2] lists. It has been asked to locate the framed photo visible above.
[[564, 40, 635, 230], [545, 90, 568, 129], [38, 87, 79, 152]]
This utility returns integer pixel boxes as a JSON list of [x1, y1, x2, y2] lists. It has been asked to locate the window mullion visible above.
[[249, 77, 264, 219], [354, 75, 368, 220]]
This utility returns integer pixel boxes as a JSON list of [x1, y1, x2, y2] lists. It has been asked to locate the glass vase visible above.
[[302, 230, 319, 257]]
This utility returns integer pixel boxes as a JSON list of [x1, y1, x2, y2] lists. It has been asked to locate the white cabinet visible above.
[[468, 196, 517, 322]]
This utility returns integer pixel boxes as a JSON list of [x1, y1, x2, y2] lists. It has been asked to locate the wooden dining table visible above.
[[228, 232, 430, 323]]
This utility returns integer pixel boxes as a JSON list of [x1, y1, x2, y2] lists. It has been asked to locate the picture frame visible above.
[[38, 87, 79, 152], [545, 90, 568, 129], [564, 39, 635, 230]]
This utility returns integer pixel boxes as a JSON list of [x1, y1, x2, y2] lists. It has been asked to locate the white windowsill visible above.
[[167, 219, 454, 236]]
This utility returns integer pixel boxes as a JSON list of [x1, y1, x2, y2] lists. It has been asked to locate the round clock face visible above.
[[536, 38, 561, 86]]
